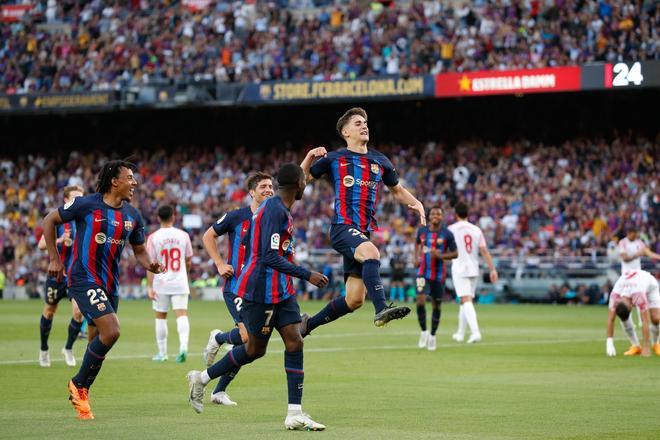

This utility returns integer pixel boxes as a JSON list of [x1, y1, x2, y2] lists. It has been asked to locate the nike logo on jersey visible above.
[[94, 218, 107, 223], [339, 163, 365, 169]]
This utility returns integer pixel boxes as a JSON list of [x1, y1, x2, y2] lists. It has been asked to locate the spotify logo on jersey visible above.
[[343, 176, 355, 187], [95, 233, 107, 244]]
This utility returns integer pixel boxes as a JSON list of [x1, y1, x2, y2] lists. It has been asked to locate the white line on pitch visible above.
[[0, 336, 624, 365]]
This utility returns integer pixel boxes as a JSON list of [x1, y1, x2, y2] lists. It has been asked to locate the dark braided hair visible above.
[[95, 160, 136, 194]]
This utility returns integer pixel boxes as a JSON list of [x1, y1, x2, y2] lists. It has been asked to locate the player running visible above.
[[605, 269, 660, 357], [201, 171, 274, 406], [299, 107, 425, 336], [42, 160, 165, 420], [187, 164, 328, 430], [37, 185, 85, 368], [414, 206, 457, 351], [146, 205, 193, 363], [448, 202, 498, 344], [615, 226, 660, 354]]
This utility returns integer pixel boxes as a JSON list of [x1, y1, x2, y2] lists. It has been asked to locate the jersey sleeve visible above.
[[380, 154, 399, 187], [446, 229, 457, 252], [259, 206, 311, 281], [129, 212, 146, 245], [212, 211, 235, 236], [58, 195, 89, 222], [310, 155, 332, 179]]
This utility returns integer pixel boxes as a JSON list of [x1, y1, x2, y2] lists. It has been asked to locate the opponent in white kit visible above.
[[448, 202, 498, 344], [615, 226, 660, 354], [146, 205, 193, 363], [605, 269, 660, 357]]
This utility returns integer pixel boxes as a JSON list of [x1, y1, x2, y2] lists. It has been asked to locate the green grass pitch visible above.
[[1, 300, 659, 439]]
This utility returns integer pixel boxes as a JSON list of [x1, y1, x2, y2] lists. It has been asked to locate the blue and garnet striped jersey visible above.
[[54, 222, 77, 281], [416, 226, 456, 283], [211, 206, 252, 295], [235, 196, 311, 304], [58, 193, 146, 296], [310, 148, 399, 232]]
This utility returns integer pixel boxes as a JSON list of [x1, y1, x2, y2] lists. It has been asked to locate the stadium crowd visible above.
[[1, 0, 657, 94], [0, 135, 658, 295]]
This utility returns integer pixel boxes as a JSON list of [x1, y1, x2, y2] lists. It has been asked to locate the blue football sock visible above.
[[431, 308, 441, 336], [207, 344, 253, 381], [215, 327, 243, 346], [284, 350, 304, 405], [362, 259, 387, 313], [398, 287, 405, 302], [307, 297, 352, 334], [214, 367, 241, 393], [40, 316, 53, 351], [417, 304, 427, 331], [65, 318, 83, 350], [389, 287, 396, 302], [72, 336, 110, 389]]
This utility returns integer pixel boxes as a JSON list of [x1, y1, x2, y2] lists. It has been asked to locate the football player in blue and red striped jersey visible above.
[[414, 206, 457, 351], [42, 160, 165, 420], [201, 171, 274, 406], [37, 185, 85, 368], [187, 164, 328, 431], [299, 107, 425, 335]]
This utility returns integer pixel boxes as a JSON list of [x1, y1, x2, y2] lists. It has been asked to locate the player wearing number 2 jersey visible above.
[[448, 202, 498, 344], [146, 205, 193, 364], [200, 172, 274, 406], [42, 160, 165, 420]]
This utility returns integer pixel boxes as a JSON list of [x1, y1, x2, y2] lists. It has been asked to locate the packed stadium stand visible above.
[[1, 0, 657, 94], [1, 133, 657, 301]]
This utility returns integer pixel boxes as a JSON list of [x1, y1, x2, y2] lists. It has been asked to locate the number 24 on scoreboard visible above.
[[605, 62, 644, 87]]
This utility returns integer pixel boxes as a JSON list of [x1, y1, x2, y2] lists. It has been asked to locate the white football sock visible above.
[[462, 301, 480, 335], [155, 319, 168, 356], [288, 404, 302, 416], [651, 323, 659, 345], [620, 317, 640, 346], [176, 315, 190, 352], [200, 370, 210, 385], [456, 305, 466, 335]]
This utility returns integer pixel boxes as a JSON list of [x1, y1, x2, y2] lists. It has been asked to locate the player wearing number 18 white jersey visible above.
[[448, 202, 498, 344], [146, 205, 193, 363]]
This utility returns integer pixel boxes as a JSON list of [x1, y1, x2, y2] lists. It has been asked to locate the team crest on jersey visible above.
[[97, 303, 106, 312], [371, 164, 380, 174], [261, 326, 272, 335], [124, 221, 133, 231], [343, 176, 355, 187]]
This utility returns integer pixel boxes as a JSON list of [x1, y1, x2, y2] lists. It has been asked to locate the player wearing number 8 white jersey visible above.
[[146, 205, 193, 363], [448, 202, 498, 344]]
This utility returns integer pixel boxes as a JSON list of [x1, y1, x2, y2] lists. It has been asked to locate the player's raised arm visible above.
[[300, 147, 328, 184], [641, 246, 660, 260]]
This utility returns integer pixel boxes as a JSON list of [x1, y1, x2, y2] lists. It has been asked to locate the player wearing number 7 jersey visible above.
[[187, 164, 328, 431], [448, 202, 498, 344], [146, 205, 193, 364], [42, 160, 165, 420], [200, 171, 274, 406]]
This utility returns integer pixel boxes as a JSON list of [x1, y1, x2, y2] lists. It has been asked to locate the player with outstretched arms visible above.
[[187, 164, 328, 430], [42, 160, 165, 420], [200, 172, 274, 406], [605, 269, 660, 357], [146, 205, 193, 364], [448, 202, 498, 344], [37, 185, 85, 368], [299, 107, 425, 336]]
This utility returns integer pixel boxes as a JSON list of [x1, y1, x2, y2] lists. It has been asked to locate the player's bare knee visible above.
[[73, 310, 84, 322], [101, 328, 120, 346], [416, 296, 425, 306], [284, 337, 303, 352], [355, 242, 380, 262], [345, 295, 364, 310]]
